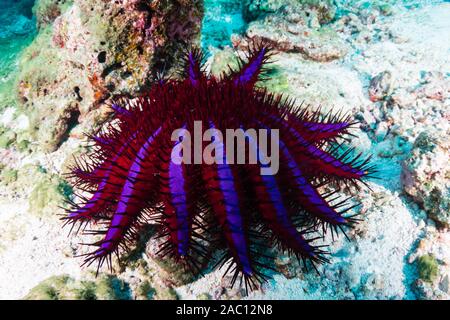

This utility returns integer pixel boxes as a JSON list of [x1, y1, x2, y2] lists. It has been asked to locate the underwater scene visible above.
[[0, 0, 449, 300]]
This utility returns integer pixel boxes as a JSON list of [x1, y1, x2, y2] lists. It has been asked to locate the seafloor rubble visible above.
[[0, 0, 448, 299]]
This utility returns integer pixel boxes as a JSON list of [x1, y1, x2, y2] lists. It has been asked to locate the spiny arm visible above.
[[247, 135, 328, 265], [182, 48, 206, 86], [233, 44, 273, 87]]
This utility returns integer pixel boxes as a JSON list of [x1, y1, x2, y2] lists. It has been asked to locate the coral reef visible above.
[[202, 0, 245, 49], [243, 0, 336, 25], [0, 0, 448, 300]]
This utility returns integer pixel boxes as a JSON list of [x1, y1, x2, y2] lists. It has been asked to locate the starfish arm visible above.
[[258, 115, 367, 180], [247, 135, 326, 263], [65, 182, 112, 222], [288, 114, 354, 142], [201, 123, 255, 280], [159, 134, 195, 259], [233, 44, 272, 87], [65, 129, 144, 222], [260, 98, 354, 143], [279, 139, 348, 226], [83, 128, 162, 265], [202, 163, 255, 279], [298, 145, 369, 180], [285, 122, 368, 180], [183, 48, 206, 86]]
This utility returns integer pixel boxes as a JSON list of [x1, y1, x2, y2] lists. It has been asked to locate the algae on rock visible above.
[[0, 168, 19, 186], [24, 274, 131, 300], [33, 0, 74, 29], [29, 172, 72, 217], [17, 0, 204, 152], [0, 127, 17, 149], [417, 255, 439, 283], [135, 280, 156, 300], [0, 0, 36, 111]]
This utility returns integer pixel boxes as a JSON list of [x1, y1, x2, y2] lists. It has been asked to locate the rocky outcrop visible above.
[[243, 0, 336, 25], [17, 0, 203, 152], [32, 0, 73, 29], [235, 0, 348, 62], [402, 130, 450, 227], [368, 71, 395, 102]]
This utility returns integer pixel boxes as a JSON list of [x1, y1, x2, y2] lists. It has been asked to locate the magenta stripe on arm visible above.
[[209, 122, 253, 276], [286, 121, 365, 177], [247, 132, 318, 256], [168, 129, 190, 256], [69, 132, 139, 219], [234, 48, 267, 86], [279, 138, 346, 225], [188, 52, 200, 86], [98, 127, 162, 255]]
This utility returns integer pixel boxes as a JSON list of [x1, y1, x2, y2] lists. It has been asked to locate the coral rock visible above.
[[239, 1, 347, 62], [17, 0, 203, 152], [368, 71, 395, 102], [402, 130, 450, 227]]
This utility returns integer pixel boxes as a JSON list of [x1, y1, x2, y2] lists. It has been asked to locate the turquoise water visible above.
[[0, 0, 36, 107], [201, 0, 246, 50]]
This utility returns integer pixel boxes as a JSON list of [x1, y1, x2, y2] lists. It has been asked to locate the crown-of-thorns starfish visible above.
[[63, 44, 376, 292]]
